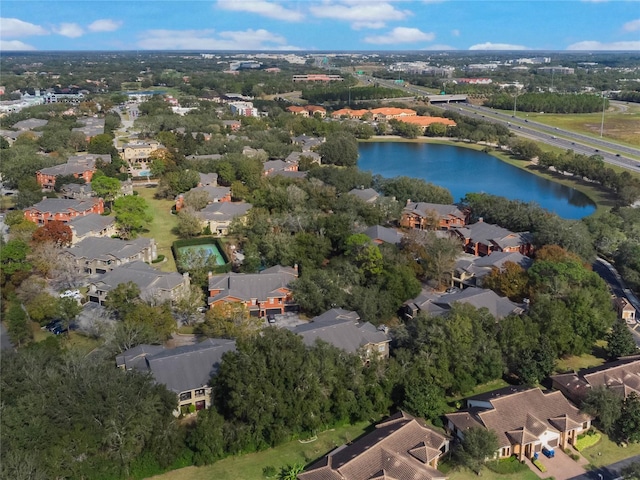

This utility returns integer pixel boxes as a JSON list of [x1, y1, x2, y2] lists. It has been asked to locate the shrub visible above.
[[152, 254, 165, 263], [575, 432, 601, 451], [101, 207, 111, 215], [532, 458, 547, 472], [485, 456, 529, 474], [263, 465, 277, 478], [188, 404, 196, 414]]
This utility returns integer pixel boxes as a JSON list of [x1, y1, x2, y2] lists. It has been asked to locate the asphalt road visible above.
[[568, 454, 640, 480], [438, 103, 640, 170], [358, 74, 640, 171]]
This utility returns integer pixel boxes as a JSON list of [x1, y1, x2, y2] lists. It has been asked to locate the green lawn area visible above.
[[444, 462, 540, 480], [581, 429, 640, 468], [447, 378, 510, 405], [555, 341, 607, 374], [134, 187, 179, 272], [149, 422, 373, 480]]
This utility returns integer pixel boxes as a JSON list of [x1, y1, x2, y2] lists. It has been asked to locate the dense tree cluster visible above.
[[485, 92, 607, 113], [302, 85, 406, 104], [1, 343, 182, 480], [538, 150, 640, 205]]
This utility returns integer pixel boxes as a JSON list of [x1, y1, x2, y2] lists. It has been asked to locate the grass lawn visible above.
[[446, 465, 540, 480], [134, 186, 179, 272], [520, 107, 640, 149], [149, 422, 373, 480], [581, 430, 640, 468], [447, 378, 510, 405], [555, 341, 607, 374]]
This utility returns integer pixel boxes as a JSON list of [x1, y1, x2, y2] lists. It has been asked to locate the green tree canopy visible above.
[[113, 195, 153, 239]]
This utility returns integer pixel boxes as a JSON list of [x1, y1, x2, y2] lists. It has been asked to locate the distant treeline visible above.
[[301, 85, 407, 103], [484, 92, 607, 113], [538, 150, 640, 206], [613, 90, 640, 104]]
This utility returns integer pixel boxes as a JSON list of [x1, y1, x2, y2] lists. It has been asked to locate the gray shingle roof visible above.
[[66, 236, 153, 262], [147, 338, 236, 393], [403, 202, 466, 220], [189, 185, 231, 202], [348, 188, 380, 203], [455, 222, 532, 250], [90, 261, 185, 295], [68, 213, 114, 236], [364, 225, 404, 245], [405, 287, 523, 320], [12, 118, 49, 130], [199, 202, 252, 222], [291, 308, 389, 354], [208, 267, 296, 303], [27, 197, 101, 215], [117, 339, 236, 394]]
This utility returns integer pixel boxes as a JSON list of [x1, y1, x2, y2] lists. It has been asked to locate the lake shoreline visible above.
[[359, 136, 615, 216]]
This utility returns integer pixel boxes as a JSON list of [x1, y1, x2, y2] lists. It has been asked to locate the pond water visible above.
[[358, 142, 596, 219], [176, 243, 226, 266]]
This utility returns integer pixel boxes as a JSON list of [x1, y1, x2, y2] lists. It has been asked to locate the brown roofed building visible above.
[[395, 116, 457, 134], [401, 202, 468, 231], [370, 107, 417, 120], [331, 108, 369, 119], [36, 153, 111, 191], [551, 356, 640, 406], [614, 297, 637, 324], [24, 197, 104, 225], [445, 387, 592, 461], [299, 411, 449, 480], [453, 220, 533, 257]]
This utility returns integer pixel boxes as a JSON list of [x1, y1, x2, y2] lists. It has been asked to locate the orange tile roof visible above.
[[370, 107, 417, 116], [397, 116, 457, 127], [306, 105, 326, 113], [332, 108, 369, 118], [286, 106, 306, 113]]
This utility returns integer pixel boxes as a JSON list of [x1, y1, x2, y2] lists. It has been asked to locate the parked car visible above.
[[43, 319, 62, 331], [267, 314, 276, 324], [542, 447, 555, 458]]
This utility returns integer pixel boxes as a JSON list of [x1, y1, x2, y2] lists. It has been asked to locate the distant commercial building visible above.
[[292, 74, 344, 82], [538, 66, 575, 75], [229, 101, 258, 117]]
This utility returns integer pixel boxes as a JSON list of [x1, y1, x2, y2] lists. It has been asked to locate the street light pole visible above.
[[600, 91, 606, 138], [513, 90, 518, 117]]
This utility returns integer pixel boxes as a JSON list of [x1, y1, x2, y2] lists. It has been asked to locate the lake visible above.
[[358, 142, 596, 219]]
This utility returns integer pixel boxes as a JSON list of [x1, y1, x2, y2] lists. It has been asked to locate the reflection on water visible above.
[[358, 142, 596, 219]]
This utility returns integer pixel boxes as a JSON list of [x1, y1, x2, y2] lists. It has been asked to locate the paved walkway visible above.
[[525, 449, 587, 480]]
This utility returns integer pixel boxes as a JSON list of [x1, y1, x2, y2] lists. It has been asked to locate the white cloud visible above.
[[0, 18, 47, 37], [309, 1, 410, 29], [88, 19, 123, 32], [217, 0, 303, 21], [138, 28, 299, 50], [567, 40, 640, 50], [364, 27, 435, 44], [0, 39, 36, 51], [451, 29, 460, 37], [54, 23, 84, 38], [623, 19, 640, 32], [469, 42, 528, 50]]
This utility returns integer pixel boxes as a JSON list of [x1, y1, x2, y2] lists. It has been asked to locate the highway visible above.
[[438, 103, 640, 170], [358, 74, 640, 172]]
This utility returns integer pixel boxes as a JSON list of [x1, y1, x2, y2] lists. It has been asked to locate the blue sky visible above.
[[1, 0, 639, 51]]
